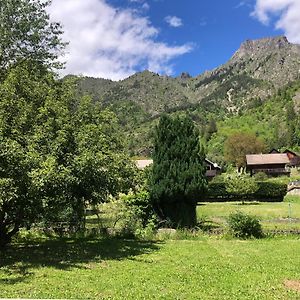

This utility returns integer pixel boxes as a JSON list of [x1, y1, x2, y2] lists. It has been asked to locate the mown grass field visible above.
[[1, 236, 300, 299], [1, 196, 300, 299], [197, 196, 300, 231]]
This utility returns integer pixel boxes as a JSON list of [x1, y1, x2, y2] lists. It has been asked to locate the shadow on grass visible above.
[[0, 237, 161, 285]]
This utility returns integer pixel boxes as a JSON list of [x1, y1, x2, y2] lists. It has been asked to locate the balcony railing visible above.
[[252, 168, 290, 174]]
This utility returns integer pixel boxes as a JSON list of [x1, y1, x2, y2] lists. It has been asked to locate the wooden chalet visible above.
[[283, 149, 300, 167], [246, 153, 290, 176], [268, 149, 300, 167]]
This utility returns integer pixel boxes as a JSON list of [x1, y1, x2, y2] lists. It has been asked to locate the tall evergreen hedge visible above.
[[205, 181, 287, 202], [150, 114, 207, 227]]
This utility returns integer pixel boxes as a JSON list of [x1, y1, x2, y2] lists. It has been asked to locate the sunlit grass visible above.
[[197, 201, 300, 231], [1, 236, 300, 299]]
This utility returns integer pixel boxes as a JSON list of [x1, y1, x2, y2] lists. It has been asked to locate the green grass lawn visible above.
[[1, 236, 300, 299], [197, 197, 300, 231]]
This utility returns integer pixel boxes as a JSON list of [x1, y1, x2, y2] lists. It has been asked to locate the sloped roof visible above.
[[283, 149, 299, 157], [246, 153, 289, 165], [269, 148, 280, 154], [205, 158, 221, 170], [135, 159, 153, 169]]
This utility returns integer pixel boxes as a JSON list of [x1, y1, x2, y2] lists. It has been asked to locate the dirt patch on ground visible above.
[[284, 280, 300, 292]]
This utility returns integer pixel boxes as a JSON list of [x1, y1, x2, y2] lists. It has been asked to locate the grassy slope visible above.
[[1, 236, 300, 299]]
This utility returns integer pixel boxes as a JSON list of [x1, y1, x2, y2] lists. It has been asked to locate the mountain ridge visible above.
[[75, 35, 300, 117], [73, 36, 300, 156]]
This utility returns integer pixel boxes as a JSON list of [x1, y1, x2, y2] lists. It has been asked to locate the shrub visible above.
[[224, 173, 258, 197], [98, 190, 157, 238], [253, 172, 268, 181], [205, 181, 287, 202], [255, 182, 287, 200], [227, 211, 263, 239]]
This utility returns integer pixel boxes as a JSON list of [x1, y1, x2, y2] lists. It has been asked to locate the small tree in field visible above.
[[150, 114, 207, 228]]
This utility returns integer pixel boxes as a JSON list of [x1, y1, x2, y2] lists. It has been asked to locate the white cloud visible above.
[[48, 0, 192, 80], [235, 1, 252, 9], [252, 0, 300, 43], [165, 16, 183, 28], [142, 2, 150, 11]]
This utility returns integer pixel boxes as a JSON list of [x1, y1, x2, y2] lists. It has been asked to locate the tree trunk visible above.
[[0, 222, 20, 248]]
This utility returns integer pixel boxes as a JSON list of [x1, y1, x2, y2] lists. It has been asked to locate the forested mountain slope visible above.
[[72, 36, 300, 159]]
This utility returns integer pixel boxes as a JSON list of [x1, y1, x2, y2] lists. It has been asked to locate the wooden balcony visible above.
[[252, 168, 290, 175]]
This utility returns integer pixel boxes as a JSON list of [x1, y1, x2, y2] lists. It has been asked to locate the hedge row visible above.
[[204, 181, 287, 202]]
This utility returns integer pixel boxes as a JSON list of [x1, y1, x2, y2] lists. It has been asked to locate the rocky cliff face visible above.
[[75, 36, 300, 116], [230, 36, 300, 85]]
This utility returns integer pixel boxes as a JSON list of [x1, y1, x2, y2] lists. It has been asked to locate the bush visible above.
[[98, 190, 157, 238], [224, 173, 258, 197], [227, 212, 263, 239], [205, 181, 287, 202], [255, 182, 287, 200], [253, 172, 268, 181]]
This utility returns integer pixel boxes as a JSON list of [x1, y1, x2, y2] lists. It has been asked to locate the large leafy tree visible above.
[[0, 62, 62, 246], [0, 63, 137, 247], [150, 114, 207, 228], [0, 0, 65, 77], [224, 132, 267, 171]]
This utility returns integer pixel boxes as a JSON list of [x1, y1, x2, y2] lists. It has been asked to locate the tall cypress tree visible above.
[[150, 114, 207, 228]]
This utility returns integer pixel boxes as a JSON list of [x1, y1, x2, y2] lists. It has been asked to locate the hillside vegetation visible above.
[[73, 36, 300, 159]]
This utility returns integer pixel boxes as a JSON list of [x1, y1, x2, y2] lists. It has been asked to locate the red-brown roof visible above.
[[246, 153, 289, 165]]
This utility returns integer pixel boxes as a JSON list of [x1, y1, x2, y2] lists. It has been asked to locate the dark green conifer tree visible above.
[[150, 114, 207, 228]]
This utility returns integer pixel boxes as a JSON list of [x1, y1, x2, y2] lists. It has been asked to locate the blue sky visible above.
[[48, 0, 300, 80]]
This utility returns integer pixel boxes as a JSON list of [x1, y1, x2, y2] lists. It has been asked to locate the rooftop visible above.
[[246, 153, 290, 165]]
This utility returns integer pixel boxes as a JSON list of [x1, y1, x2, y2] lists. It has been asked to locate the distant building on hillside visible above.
[[268, 148, 300, 167], [135, 159, 153, 169], [269, 148, 280, 154], [283, 149, 300, 167], [134, 158, 221, 180], [246, 153, 290, 176], [204, 159, 222, 180]]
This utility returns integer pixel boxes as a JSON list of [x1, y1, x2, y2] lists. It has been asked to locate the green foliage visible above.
[[224, 173, 258, 197], [253, 172, 268, 181], [255, 181, 287, 200], [0, 63, 137, 247], [284, 195, 300, 203], [98, 191, 156, 238], [150, 114, 207, 228], [227, 211, 263, 239], [0, 63, 61, 246], [206, 180, 287, 202], [121, 190, 154, 227], [0, 0, 65, 75], [224, 132, 267, 169], [207, 81, 300, 163]]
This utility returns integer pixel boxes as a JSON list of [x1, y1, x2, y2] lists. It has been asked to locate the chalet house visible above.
[[269, 149, 300, 167], [246, 153, 290, 176], [135, 158, 221, 179], [283, 149, 300, 167]]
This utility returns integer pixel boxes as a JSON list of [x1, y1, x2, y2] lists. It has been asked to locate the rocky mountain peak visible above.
[[232, 36, 291, 60], [179, 72, 192, 80]]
